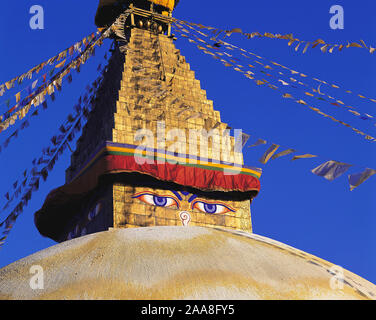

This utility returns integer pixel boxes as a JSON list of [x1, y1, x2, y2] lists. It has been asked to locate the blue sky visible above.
[[0, 0, 376, 286]]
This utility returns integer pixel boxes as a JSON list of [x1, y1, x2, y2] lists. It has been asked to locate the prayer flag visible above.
[[349, 168, 376, 191], [55, 59, 66, 69], [248, 138, 267, 148], [311, 160, 352, 181], [271, 149, 296, 160], [32, 79, 38, 90], [292, 154, 317, 161], [259, 144, 280, 164]]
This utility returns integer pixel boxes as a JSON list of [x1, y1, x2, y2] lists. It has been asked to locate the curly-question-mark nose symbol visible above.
[[179, 211, 191, 226]]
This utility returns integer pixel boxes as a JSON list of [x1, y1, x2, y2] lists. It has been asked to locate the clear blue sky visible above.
[[0, 0, 376, 286]]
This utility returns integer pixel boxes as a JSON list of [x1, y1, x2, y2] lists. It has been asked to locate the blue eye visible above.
[[153, 196, 168, 207], [133, 193, 180, 209], [204, 203, 217, 214], [192, 201, 236, 214]]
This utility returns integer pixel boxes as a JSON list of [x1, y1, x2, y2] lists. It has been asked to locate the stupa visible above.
[[0, 0, 375, 300]]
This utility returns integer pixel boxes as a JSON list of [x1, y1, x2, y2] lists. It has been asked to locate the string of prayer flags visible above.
[[244, 135, 375, 188], [311, 160, 352, 181], [175, 18, 375, 55], [0, 35, 101, 112], [239, 129, 376, 189], [6, 67, 105, 209], [174, 22, 376, 126], [0, 31, 107, 135], [173, 24, 376, 143], [0, 31, 103, 99], [0, 70, 106, 247], [0, 56, 108, 156], [174, 20, 376, 109]]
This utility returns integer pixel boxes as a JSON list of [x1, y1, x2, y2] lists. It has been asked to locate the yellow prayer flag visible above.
[[55, 59, 66, 69], [292, 154, 317, 161], [312, 39, 325, 48], [15, 92, 21, 103], [347, 42, 363, 48], [321, 44, 329, 53], [360, 40, 368, 48], [5, 81, 12, 90], [302, 42, 310, 54], [296, 99, 307, 105], [259, 144, 280, 164], [349, 110, 361, 116]]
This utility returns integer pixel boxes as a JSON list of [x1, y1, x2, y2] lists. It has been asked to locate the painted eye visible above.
[[88, 201, 102, 221], [192, 201, 235, 214], [133, 193, 180, 209]]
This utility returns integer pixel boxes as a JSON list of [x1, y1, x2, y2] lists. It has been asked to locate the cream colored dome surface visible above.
[[0, 226, 375, 300]]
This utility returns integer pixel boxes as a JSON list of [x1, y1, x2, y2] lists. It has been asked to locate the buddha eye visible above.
[[133, 192, 180, 209], [192, 200, 235, 214]]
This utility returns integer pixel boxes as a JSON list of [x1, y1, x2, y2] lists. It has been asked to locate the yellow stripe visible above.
[[73, 145, 262, 182]]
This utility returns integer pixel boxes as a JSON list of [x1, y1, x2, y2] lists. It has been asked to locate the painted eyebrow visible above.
[[171, 191, 197, 203], [188, 194, 198, 203], [170, 190, 183, 201]]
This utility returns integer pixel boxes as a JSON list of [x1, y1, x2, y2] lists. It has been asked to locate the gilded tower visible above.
[[34, 0, 261, 243]]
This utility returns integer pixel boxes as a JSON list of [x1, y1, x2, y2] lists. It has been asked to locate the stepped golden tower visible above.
[[33, 0, 261, 243], [0, 0, 376, 300]]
